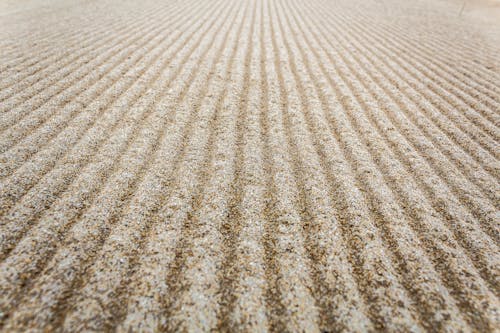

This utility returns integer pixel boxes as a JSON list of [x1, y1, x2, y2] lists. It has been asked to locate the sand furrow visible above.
[[0, 0, 210, 179], [0, 0, 220, 249], [257, 3, 325, 330], [276, 0, 448, 329], [364, 0, 500, 66], [314, 1, 500, 160], [117, 3, 255, 331], [339, 6, 500, 135], [324, 0, 500, 113], [299, 0, 500, 252], [58, 2, 240, 330], [0, 0, 226, 305], [306, 1, 500, 195], [0, 1, 196, 141], [308, 4, 500, 237], [282, 1, 476, 330], [1, 0, 498, 331], [0, 1, 160, 76], [0, 1, 109, 55], [0, 1, 186, 113], [0, 1, 173, 100], [216, 4, 269, 329], [367, 2, 500, 90], [0, 1, 231, 328], [291, 2, 499, 329], [158, 7, 253, 331]]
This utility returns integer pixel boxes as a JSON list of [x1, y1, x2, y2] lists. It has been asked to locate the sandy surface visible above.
[[0, 0, 499, 331]]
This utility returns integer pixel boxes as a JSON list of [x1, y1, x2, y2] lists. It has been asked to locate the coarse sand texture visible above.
[[0, 0, 499, 331]]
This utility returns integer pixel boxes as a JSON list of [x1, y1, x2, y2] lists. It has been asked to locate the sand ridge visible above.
[[0, 0, 499, 331]]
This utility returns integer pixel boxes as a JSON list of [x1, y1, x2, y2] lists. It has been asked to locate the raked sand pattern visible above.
[[0, 0, 499, 331]]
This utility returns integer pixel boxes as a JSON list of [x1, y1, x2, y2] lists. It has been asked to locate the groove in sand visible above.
[[1, 0, 499, 331]]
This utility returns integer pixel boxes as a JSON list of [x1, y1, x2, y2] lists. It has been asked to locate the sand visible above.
[[0, 0, 499, 331]]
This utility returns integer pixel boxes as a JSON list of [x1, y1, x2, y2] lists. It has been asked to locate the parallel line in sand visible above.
[[335, 5, 500, 150], [0, 0, 222, 271], [0, 0, 157, 67], [346, 0, 500, 96], [61, 2, 240, 327], [333, 13, 500, 204], [0, 7, 134, 71], [307, 0, 500, 235], [0, 0, 90, 46], [265, 6, 379, 330], [0, 6, 211, 254], [319, 0, 500, 136], [0, 8, 156, 108], [0, 0, 87, 25], [63, 2, 238, 325], [282, 0, 469, 330], [278, 1, 383, 331], [259, 20, 296, 330], [0, 1, 171, 100], [286, 0, 496, 326], [0, 0, 197, 182], [1, 0, 498, 330], [292, 0, 498, 327], [0, 5, 187, 157], [359, 27, 500, 128], [0, 0, 207, 222], [374, 7, 500, 93], [128, 3, 250, 330], [50, 0, 240, 326], [0, 0, 225, 316], [319, 0, 500, 153], [160, 10, 250, 331], [0, 0, 188, 126], [326, 18, 500, 258], [348, 1, 500, 105], [256, 3, 294, 330], [0, 1, 157, 85], [311, 0, 500, 195], [0, 3, 186, 93], [0, 0, 193, 138], [368, 29, 500, 115], [0, 0, 233, 330], [118, 2, 256, 330], [311, 0, 500, 205], [351, 24, 500, 149], [267, 1, 378, 331], [258, 8, 294, 331], [0, 15, 121, 76], [273, 0, 434, 330], [272, 1, 392, 325], [366, 0, 500, 76], [208, 1, 260, 330], [214, 2, 269, 329], [308, 0, 500, 290], [0, 0, 223, 302], [323, 9, 500, 238]]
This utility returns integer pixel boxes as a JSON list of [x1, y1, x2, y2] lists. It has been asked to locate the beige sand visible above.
[[0, 0, 499, 331]]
